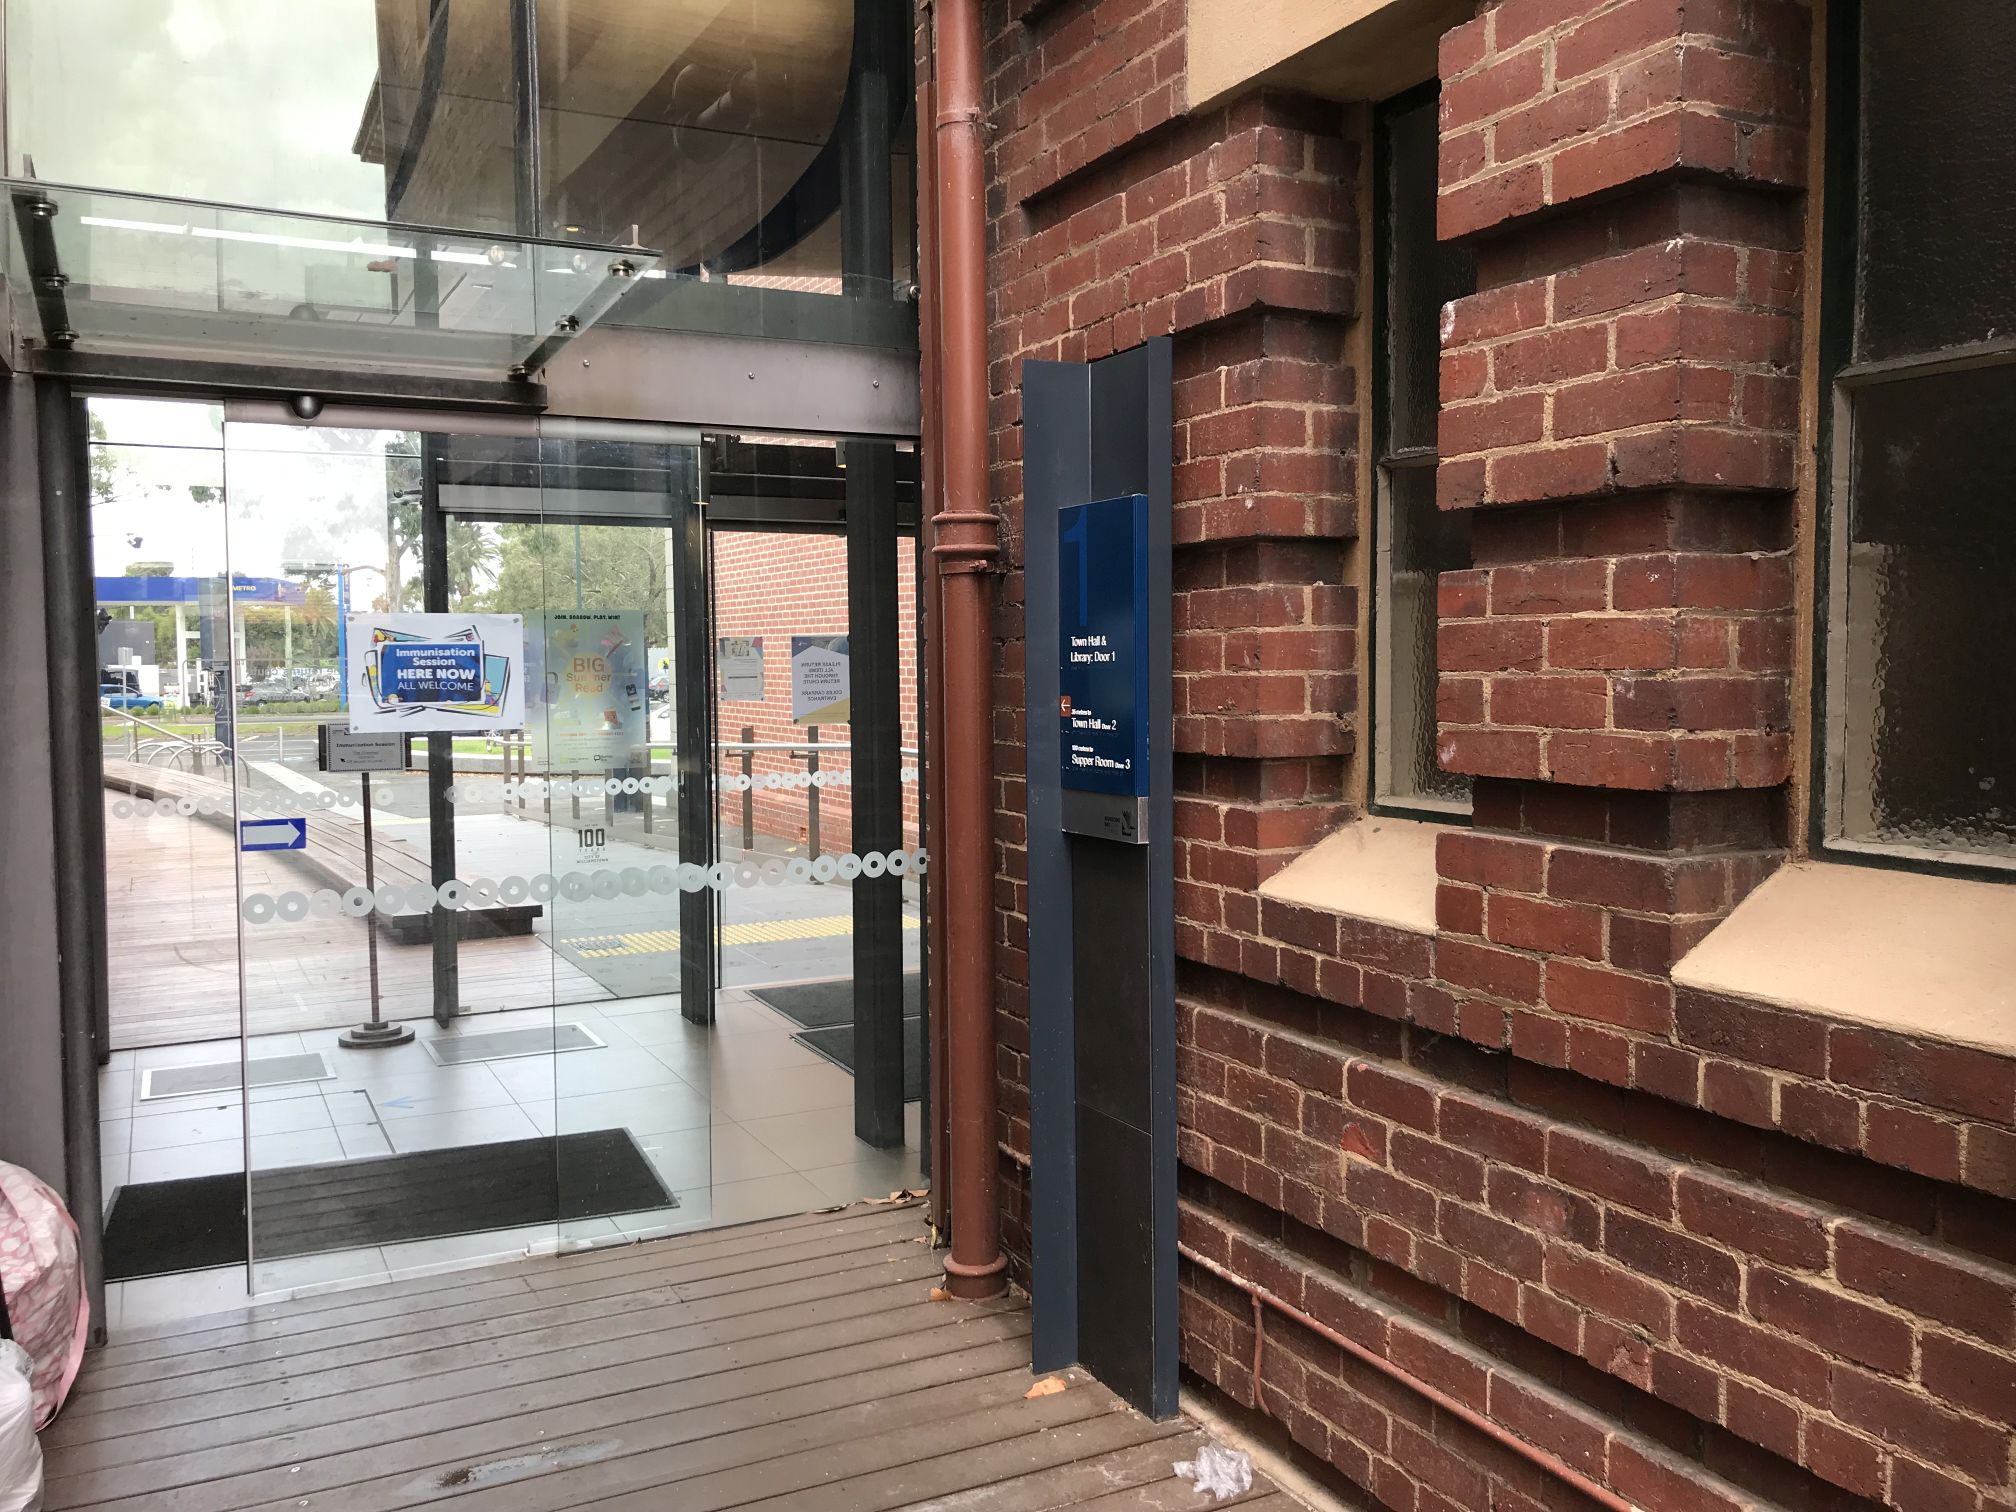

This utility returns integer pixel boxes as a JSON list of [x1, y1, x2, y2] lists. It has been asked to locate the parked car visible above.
[[100, 683, 164, 715]]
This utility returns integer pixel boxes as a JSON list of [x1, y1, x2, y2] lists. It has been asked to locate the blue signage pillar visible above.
[[1024, 340, 1176, 1419]]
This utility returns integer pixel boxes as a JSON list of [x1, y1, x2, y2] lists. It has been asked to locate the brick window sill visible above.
[[1256, 812, 1455, 936], [1675, 861, 2016, 1058]]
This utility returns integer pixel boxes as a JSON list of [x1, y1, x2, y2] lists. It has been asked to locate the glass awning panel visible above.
[[3, 182, 661, 382]]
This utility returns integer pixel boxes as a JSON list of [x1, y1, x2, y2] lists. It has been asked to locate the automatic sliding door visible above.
[[700, 433, 927, 1219], [442, 426, 712, 1243]]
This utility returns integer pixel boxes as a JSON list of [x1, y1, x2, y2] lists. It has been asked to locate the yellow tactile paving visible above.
[[568, 913, 920, 958]]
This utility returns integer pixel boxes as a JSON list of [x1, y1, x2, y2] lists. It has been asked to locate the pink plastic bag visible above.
[[0, 1164, 88, 1429]]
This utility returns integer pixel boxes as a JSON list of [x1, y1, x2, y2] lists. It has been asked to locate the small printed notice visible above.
[[346, 613, 525, 733], [790, 635, 851, 724], [718, 636, 766, 701]]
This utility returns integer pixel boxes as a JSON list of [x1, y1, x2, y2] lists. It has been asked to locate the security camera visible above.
[[288, 394, 324, 420]]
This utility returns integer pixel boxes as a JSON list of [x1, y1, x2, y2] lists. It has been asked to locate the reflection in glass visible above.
[[1834, 366, 2015, 857], [1375, 87, 1475, 813], [1382, 466, 1472, 807]]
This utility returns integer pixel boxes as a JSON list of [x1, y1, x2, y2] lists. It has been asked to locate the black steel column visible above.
[[420, 434, 459, 1026], [841, 0, 906, 1148], [846, 442, 905, 1148], [672, 459, 717, 1025], [37, 380, 107, 1344]]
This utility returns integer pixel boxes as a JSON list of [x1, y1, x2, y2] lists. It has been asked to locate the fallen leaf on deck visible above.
[[928, 1286, 953, 1301], [1023, 1377, 1067, 1399]]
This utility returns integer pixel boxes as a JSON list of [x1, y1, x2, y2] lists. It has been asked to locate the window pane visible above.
[[1836, 364, 2016, 856], [1856, 0, 2016, 361], [1382, 93, 1476, 454], [1383, 465, 1471, 806]]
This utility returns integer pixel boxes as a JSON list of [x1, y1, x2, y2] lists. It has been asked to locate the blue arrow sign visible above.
[[239, 817, 307, 852], [379, 1095, 417, 1110]]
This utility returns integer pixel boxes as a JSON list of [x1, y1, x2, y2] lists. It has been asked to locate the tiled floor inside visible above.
[[97, 987, 925, 1334]]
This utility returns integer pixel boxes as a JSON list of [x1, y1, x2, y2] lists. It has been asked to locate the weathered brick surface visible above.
[[968, 1, 2016, 1509]]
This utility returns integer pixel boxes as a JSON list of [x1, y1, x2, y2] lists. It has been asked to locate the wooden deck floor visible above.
[[41, 1203, 1296, 1511]]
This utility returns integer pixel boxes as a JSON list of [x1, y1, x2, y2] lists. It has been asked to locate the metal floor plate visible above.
[[138, 1052, 334, 1102], [423, 1023, 606, 1065]]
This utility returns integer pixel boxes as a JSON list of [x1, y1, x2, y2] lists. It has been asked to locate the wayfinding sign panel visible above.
[[1057, 493, 1150, 796]]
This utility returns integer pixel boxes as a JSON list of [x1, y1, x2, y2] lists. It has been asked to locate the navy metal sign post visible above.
[[1024, 340, 1176, 1419]]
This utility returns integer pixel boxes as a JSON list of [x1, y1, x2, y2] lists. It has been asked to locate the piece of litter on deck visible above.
[[1174, 1444, 1253, 1500], [1023, 1376, 1067, 1399], [928, 1286, 953, 1301]]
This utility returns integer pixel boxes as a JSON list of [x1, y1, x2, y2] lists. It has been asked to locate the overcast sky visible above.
[[9, 0, 388, 218]]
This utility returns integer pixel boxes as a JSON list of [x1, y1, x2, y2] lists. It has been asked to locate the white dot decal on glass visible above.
[[862, 851, 888, 878], [561, 872, 592, 902], [811, 856, 838, 883], [529, 874, 557, 902], [467, 878, 497, 904], [787, 858, 813, 883], [707, 862, 734, 891], [760, 859, 787, 886], [837, 853, 863, 881], [112, 800, 132, 819], [733, 860, 761, 888], [318, 792, 339, 811], [276, 891, 309, 922], [603, 777, 623, 795], [620, 867, 648, 897], [620, 777, 641, 795], [340, 886, 374, 918], [888, 850, 910, 876], [648, 865, 677, 895], [311, 889, 341, 918], [437, 880, 468, 911], [337, 791, 356, 808], [196, 797, 217, 816], [677, 864, 707, 893], [443, 785, 461, 804], [648, 776, 672, 795], [154, 798, 175, 818], [591, 870, 622, 900], [500, 875, 530, 904], [406, 881, 437, 911], [912, 848, 929, 874], [374, 787, 393, 808], [375, 883, 405, 913], [174, 797, 196, 817], [240, 894, 275, 923]]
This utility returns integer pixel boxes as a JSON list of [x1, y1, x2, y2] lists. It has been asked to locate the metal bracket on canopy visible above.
[[11, 189, 77, 351], [508, 253, 647, 382]]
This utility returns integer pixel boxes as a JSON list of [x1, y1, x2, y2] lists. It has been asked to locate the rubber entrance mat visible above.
[[102, 1129, 673, 1280], [752, 973, 922, 1030], [793, 1019, 925, 1102]]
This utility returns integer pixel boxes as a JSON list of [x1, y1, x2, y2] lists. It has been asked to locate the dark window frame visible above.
[[1810, 0, 2016, 882], [1369, 84, 1475, 823]]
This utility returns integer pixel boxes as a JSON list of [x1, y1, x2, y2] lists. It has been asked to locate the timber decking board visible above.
[[45, 1202, 1289, 1512]]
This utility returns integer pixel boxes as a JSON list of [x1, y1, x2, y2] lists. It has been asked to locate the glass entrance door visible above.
[[89, 400, 926, 1315], [216, 414, 710, 1292]]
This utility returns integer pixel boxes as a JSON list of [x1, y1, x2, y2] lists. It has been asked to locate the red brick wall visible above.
[[710, 531, 922, 855], [970, 1, 2016, 1509]]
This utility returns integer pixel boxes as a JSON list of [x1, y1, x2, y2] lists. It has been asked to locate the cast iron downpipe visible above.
[[930, 0, 1007, 1300]]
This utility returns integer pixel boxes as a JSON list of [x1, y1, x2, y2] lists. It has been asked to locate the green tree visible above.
[[478, 523, 670, 644]]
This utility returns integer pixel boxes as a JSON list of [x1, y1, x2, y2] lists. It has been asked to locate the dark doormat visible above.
[[792, 1018, 924, 1102], [753, 973, 922, 1030], [102, 1129, 673, 1281]]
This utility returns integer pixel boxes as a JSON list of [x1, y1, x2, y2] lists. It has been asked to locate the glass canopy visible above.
[[3, 181, 661, 382]]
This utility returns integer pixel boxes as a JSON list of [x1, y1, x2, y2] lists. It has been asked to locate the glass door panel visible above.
[[219, 419, 518, 1295], [700, 436, 927, 1222], [88, 398, 244, 1297], [439, 424, 710, 1246]]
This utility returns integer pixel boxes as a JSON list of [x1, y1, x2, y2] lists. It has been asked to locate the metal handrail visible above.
[[716, 741, 922, 756]]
